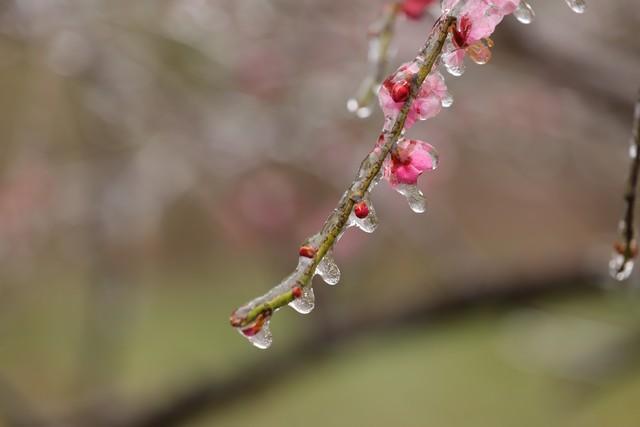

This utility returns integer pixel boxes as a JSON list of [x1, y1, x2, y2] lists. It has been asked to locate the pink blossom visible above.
[[378, 62, 449, 129], [467, 1, 518, 41], [383, 138, 438, 186], [400, 0, 437, 20], [442, 0, 517, 74]]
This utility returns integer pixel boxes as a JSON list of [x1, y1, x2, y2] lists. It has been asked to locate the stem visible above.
[[616, 90, 640, 269], [353, 3, 401, 109], [230, 15, 455, 328]]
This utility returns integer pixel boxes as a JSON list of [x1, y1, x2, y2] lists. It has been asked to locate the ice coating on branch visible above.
[[378, 62, 449, 128], [316, 251, 341, 285], [232, 256, 317, 349], [289, 286, 315, 314], [565, 0, 586, 14], [513, 1, 535, 24]]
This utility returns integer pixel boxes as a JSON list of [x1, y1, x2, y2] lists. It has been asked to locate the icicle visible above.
[[441, 92, 454, 108], [609, 254, 634, 281], [347, 95, 373, 119], [441, 43, 465, 77], [238, 314, 273, 349], [395, 184, 426, 213], [316, 251, 341, 285], [564, 0, 586, 14], [514, 1, 535, 24], [348, 198, 379, 233], [289, 286, 315, 314], [467, 40, 493, 65], [347, 97, 373, 119]]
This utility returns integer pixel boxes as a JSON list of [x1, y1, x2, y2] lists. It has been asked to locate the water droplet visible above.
[[564, 0, 586, 13], [349, 198, 379, 233], [356, 106, 372, 118], [609, 253, 634, 281], [395, 184, 426, 213], [442, 51, 465, 77], [441, 92, 454, 108], [347, 98, 373, 119], [347, 98, 359, 113], [316, 252, 341, 285], [238, 316, 273, 349], [630, 144, 638, 159], [514, 1, 535, 24], [467, 42, 492, 65], [289, 286, 315, 314]]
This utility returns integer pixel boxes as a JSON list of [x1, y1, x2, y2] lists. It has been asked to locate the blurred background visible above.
[[0, 0, 639, 426]]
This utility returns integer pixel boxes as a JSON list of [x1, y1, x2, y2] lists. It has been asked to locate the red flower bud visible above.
[[391, 81, 410, 103], [292, 286, 303, 299], [299, 245, 316, 258], [614, 240, 638, 258], [354, 201, 369, 219]]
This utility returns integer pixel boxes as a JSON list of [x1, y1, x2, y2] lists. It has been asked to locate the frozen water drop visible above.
[[289, 287, 315, 314], [316, 252, 341, 285], [443, 53, 465, 77], [347, 98, 372, 119], [564, 0, 586, 13], [630, 144, 638, 159], [395, 184, 426, 213], [349, 200, 379, 233], [239, 318, 273, 349], [514, 1, 535, 24], [441, 92, 454, 108], [609, 253, 634, 281], [356, 106, 372, 118], [347, 98, 359, 113]]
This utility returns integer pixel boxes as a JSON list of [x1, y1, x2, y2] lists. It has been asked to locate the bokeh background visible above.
[[0, 1, 639, 426]]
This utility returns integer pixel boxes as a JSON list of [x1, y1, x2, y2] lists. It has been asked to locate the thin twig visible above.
[[230, 15, 456, 328], [613, 91, 640, 275], [350, 2, 401, 113]]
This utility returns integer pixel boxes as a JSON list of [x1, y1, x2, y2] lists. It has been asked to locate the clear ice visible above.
[[288, 286, 315, 314], [348, 198, 379, 233], [564, 0, 586, 14], [514, 1, 535, 24], [316, 251, 341, 285], [395, 184, 427, 213]]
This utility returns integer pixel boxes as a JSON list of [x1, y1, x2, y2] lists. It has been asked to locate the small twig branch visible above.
[[611, 90, 640, 280], [229, 15, 455, 330], [348, 2, 401, 116]]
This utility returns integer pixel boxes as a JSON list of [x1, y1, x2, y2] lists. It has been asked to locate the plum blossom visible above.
[[383, 137, 438, 186], [400, 0, 437, 20], [441, 0, 518, 75], [378, 61, 449, 129]]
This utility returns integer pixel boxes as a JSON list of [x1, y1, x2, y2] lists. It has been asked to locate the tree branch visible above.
[[229, 15, 456, 331], [611, 90, 640, 280]]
